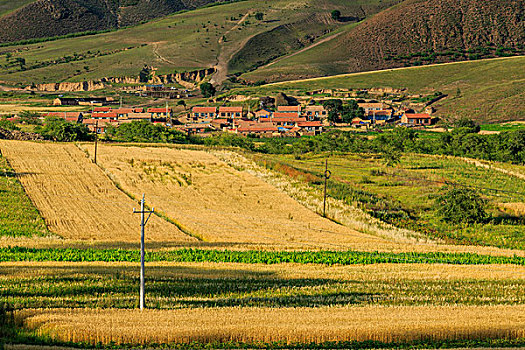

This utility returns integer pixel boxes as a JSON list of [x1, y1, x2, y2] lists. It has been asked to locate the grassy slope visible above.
[[244, 0, 525, 83], [239, 56, 525, 123], [0, 152, 48, 238], [0, 0, 398, 85], [0, 0, 34, 17], [261, 152, 525, 250]]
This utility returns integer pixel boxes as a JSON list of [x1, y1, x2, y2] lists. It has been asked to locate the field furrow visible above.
[[0, 141, 194, 243]]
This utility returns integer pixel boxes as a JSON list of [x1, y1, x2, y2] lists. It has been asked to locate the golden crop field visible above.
[[3, 260, 525, 282], [16, 305, 525, 345], [84, 143, 391, 250], [0, 141, 194, 244]]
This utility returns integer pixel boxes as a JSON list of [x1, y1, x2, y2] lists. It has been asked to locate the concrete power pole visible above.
[[323, 159, 331, 218], [133, 194, 154, 310], [94, 120, 99, 164]]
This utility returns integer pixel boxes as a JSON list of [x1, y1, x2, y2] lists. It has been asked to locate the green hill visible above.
[[236, 56, 525, 123], [0, 0, 226, 44], [0, 0, 399, 86], [0, 0, 35, 17], [243, 0, 525, 83]]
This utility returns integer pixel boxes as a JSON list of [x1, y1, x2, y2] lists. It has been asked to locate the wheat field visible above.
[[0, 140, 194, 243], [17, 305, 525, 345], [3, 260, 525, 281], [83, 143, 390, 250]]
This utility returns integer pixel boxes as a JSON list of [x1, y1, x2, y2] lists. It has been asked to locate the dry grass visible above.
[[83, 143, 389, 250], [16, 305, 525, 345], [2, 261, 525, 281], [500, 203, 525, 216], [0, 140, 194, 243]]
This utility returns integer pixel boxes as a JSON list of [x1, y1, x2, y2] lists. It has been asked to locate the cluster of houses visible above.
[[182, 102, 433, 136], [38, 100, 434, 137], [183, 105, 327, 137], [44, 106, 171, 133]]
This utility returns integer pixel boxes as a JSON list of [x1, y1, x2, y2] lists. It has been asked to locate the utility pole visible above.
[[323, 159, 331, 217], [133, 194, 154, 310], [94, 120, 99, 164]]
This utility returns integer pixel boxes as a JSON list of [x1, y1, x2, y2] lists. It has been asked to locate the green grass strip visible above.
[[1, 247, 523, 265]]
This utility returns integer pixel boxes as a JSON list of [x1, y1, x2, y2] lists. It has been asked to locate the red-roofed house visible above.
[[218, 106, 243, 119], [148, 108, 173, 120], [277, 106, 301, 115], [401, 113, 433, 126], [236, 122, 279, 136], [94, 107, 111, 113], [191, 107, 217, 120], [112, 108, 134, 119], [297, 121, 323, 135]]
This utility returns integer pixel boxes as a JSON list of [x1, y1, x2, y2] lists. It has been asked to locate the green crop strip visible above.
[[1, 247, 523, 265], [0, 154, 49, 238]]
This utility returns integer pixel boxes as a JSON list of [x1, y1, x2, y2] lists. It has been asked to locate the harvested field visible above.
[[16, 305, 525, 345], [0, 141, 194, 243], [85, 144, 387, 250]]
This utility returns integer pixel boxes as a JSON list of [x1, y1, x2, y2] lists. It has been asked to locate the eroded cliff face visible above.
[[28, 68, 216, 91]]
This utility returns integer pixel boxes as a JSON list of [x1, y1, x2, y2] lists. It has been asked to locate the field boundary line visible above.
[[74, 143, 205, 242]]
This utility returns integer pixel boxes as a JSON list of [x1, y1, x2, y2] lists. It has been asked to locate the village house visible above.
[[302, 105, 327, 120], [358, 102, 384, 115], [125, 113, 152, 122], [236, 121, 279, 137], [351, 117, 371, 128], [218, 106, 243, 119], [254, 109, 272, 120], [191, 107, 217, 121], [277, 105, 301, 116], [211, 118, 229, 131], [401, 113, 433, 126], [44, 112, 84, 123], [94, 107, 111, 113], [112, 108, 134, 119], [92, 113, 118, 121], [366, 110, 394, 124], [148, 107, 173, 119], [271, 113, 307, 127], [297, 121, 323, 135], [183, 123, 212, 134], [82, 118, 119, 134], [53, 97, 115, 107]]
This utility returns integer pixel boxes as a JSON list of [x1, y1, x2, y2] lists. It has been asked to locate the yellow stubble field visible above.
[[0, 140, 194, 244], [86, 143, 389, 250]]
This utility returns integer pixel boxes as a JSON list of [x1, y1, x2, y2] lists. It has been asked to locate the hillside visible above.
[[0, 0, 399, 86], [244, 0, 525, 82], [238, 56, 525, 123], [0, 0, 224, 44]]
